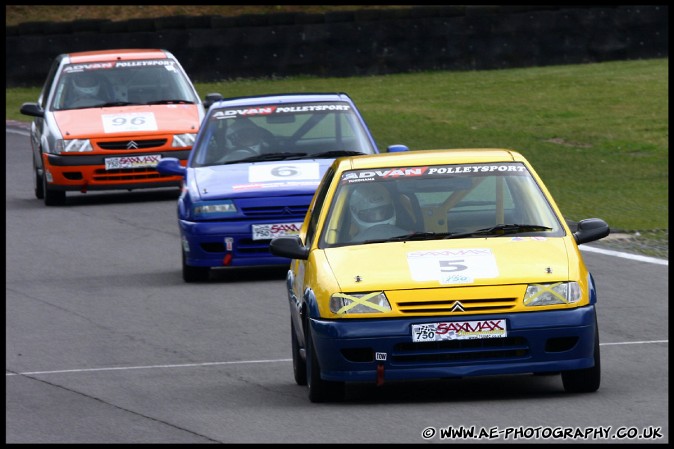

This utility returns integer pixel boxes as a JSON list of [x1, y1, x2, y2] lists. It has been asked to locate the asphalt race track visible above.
[[5, 124, 669, 444]]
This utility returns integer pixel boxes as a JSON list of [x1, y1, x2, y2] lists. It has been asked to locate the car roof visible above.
[[334, 148, 526, 171], [211, 92, 353, 108], [64, 49, 171, 63]]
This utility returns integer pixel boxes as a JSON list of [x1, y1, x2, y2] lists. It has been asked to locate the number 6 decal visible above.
[[271, 165, 299, 177], [130, 116, 146, 126]]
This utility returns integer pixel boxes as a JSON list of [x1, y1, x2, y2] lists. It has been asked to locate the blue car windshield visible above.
[[190, 102, 377, 167]]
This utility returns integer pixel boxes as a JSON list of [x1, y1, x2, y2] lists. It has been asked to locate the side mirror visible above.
[[573, 218, 610, 245], [270, 235, 309, 260], [387, 144, 409, 153], [20, 102, 44, 118], [203, 93, 224, 110], [156, 157, 187, 177]]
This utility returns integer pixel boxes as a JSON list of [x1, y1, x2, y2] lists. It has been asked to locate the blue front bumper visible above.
[[180, 219, 292, 268], [310, 306, 597, 383]]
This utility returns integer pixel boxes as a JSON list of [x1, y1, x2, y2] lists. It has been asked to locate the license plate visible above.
[[412, 319, 507, 342], [105, 154, 162, 170], [251, 222, 303, 241]]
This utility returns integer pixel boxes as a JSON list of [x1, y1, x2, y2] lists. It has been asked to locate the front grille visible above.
[[386, 285, 525, 316], [545, 336, 578, 352], [395, 297, 518, 314], [201, 242, 226, 253], [341, 348, 374, 363], [96, 139, 168, 150], [393, 336, 528, 363], [93, 167, 170, 181], [236, 238, 274, 253], [200, 238, 270, 254], [240, 205, 308, 218]]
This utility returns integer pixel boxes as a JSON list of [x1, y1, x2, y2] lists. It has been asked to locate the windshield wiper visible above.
[[303, 150, 366, 159], [145, 99, 195, 105], [98, 101, 143, 107], [386, 231, 453, 242], [358, 231, 450, 244], [446, 224, 553, 239], [223, 152, 309, 164], [357, 225, 552, 244]]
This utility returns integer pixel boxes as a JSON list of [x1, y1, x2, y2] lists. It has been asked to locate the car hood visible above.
[[324, 237, 573, 291], [192, 158, 336, 200], [52, 104, 201, 138]]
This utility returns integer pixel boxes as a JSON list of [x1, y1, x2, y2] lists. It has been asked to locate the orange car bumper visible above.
[[43, 150, 189, 192]]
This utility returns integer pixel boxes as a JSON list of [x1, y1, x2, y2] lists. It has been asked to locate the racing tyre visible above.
[[182, 249, 210, 283], [305, 319, 344, 403], [561, 323, 601, 393], [42, 175, 66, 206], [291, 318, 307, 385], [33, 163, 44, 199]]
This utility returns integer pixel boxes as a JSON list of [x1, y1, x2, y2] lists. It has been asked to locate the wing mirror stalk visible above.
[[270, 235, 309, 260]]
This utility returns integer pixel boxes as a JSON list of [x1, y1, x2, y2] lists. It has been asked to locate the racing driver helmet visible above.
[[349, 183, 397, 229], [72, 71, 101, 97], [225, 119, 267, 154]]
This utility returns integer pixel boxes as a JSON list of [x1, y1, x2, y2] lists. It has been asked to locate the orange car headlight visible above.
[[56, 138, 93, 153]]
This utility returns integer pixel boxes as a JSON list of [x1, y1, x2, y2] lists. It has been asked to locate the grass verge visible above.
[[6, 58, 668, 258]]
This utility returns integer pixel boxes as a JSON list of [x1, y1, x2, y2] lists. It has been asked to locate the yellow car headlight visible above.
[[524, 282, 581, 306], [330, 292, 391, 314]]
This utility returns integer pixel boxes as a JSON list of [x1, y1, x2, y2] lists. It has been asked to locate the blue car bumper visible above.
[[180, 219, 294, 268], [309, 306, 597, 383]]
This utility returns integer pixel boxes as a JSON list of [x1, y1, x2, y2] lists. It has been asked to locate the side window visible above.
[[193, 117, 223, 166], [41, 57, 63, 109], [304, 166, 335, 247]]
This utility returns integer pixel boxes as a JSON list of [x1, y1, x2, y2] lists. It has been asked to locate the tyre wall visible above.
[[5, 5, 668, 88]]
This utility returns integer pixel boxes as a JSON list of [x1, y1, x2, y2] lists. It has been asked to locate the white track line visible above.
[[6, 340, 668, 377], [580, 245, 668, 266], [6, 358, 292, 376]]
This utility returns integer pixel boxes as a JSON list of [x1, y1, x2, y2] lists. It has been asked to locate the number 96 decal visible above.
[[102, 112, 158, 133]]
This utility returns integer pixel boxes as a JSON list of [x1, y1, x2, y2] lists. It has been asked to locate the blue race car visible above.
[[157, 93, 408, 282]]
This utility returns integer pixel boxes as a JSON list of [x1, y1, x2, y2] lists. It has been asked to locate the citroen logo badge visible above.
[[282, 206, 293, 215], [126, 141, 139, 150], [450, 301, 466, 312]]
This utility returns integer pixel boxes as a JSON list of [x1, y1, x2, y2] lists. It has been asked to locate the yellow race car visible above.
[[271, 148, 610, 402]]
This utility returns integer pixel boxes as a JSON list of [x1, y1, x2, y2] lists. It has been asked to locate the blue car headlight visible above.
[[192, 200, 237, 220]]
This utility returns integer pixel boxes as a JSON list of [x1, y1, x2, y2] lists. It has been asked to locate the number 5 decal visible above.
[[439, 259, 467, 273], [407, 249, 499, 282]]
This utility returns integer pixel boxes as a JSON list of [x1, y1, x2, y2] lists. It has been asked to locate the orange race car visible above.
[[20, 48, 221, 205]]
